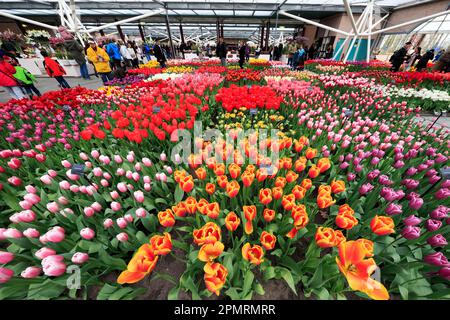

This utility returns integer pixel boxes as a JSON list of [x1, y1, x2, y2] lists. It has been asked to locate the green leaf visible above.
[[263, 266, 276, 280], [168, 286, 180, 300], [174, 185, 184, 203], [278, 268, 297, 295], [27, 279, 66, 300], [108, 287, 135, 300], [97, 284, 118, 300], [172, 240, 189, 252], [98, 248, 127, 270], [254, 282, 265, 296], [136, 231, 149, 245], [242, 269, 254, 296], [308, 263, 323, 288]]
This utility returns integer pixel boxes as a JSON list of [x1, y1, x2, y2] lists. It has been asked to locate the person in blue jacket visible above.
[[105, 39, 122, 70], [292, 45, 306, 70]]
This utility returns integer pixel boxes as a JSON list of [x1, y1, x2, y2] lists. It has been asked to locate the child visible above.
[[41, 50, 71, 89], [11, 60, 41, 97]]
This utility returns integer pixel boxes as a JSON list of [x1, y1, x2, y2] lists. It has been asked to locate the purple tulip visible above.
[[424, 252, 449, 266], [405, 167, 417, 176], [402, 179, 419, 190], [395, 190, 405, 200], [409, 196, 423, 210], [378, 175, 393, 185], [428, 175, 441, 184], [401, 226, 421, 240], [430, 206, 449, 219], [425, 219, 442, 232], [438, 267, 450, 280], [426, 147, 437, 157], [435, 154, 448, 163], [427, 234, 448, 247], [367, 170, 380, 180], [385, 203, 403, 216], [435, 188, 450, 200], [380, 187, 398, 201], [404, 215, 422, 226], [417, 163, 428, 172], [442, 180, 450, 188], [347, 173, 356, 181], [393, 160, 405, 169], [359, 183, 374, 195], [426, 169, 438, 177]]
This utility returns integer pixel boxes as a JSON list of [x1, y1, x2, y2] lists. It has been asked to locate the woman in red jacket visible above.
[[0, 53, 26, 99], [42, 50, 71, 89]]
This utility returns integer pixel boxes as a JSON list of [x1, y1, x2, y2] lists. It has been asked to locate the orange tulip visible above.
[[259, 188, 272, 205], [198, 241, 225, 262], [225, 212, 240, 232], [356, 238, 374, 258], [179, 175, 194, 193], [336, 240, 389, 300], [158, 209, 175, 228], [317, 192, 336, 209], [292, 185, 306, 200], [214, 163, 226, 176], [184, 196, 197, 215], [275, 176, 286, 188], [150, 233, 172, 256], [318, 185, 332, 194], [294, 140, 305, 153], [305, 147, 317, 159], [187, 154, 202, 169], [263, 208, 276, 222], [315, 227, 337, 248], [204, 262, 228, 296], [241, 171, 255, 187], [196, 198, 209, 215], [217, 175, 228, 189], [308, 165, 321, 178], [281, 193, 296, 211], [331, 179, 346, 194], [245, 164, 256, 174], [243, 205, 257, 234], [334, 230, 346, 245], [172, 202, 187, 218], [298, 136, 309, 146], [205, 157, 216, 169], [291, 204, 309, 229], [174, 170, 187, 183], [285, 170, 299, 184], [242, 243, 264, 265], [317, 158, 331, 173], [260, 231, 277, 250], [370, 215, 395, 236], [255, 168, 268, 182], [272, 186, 283, 200], [117, 244, 158, 284], [294, 157, 307, 172], [193, 222, 221, 246], [282, 158, 293, 170], [205, 202, 220, 219], [195, 167, 207, 180], [338, 204, 354, 216], [206, 183, 215, 195], [228, 164, 241, 179], [301, 179, 313, 190], [336, 211, 359, 230], [226, 180, 240, 198]]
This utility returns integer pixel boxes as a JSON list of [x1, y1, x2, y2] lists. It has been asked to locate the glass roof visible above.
[[413, 13, 450, 33]]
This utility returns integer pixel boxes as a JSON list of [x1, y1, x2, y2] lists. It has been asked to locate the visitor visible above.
[[0, 52, 25, 99], [86, 40, 112, 85], [308, 44, 316, 60], [433, 49, 445, 62], [118, 40, 132, 68], [216, 37, 227, 67], [105, 39, 122, 70], [245, 44, 250, 62], [404, 46, 421, 71], [62, 34, 90, 80], [292, 45, 306, 71], [180, 42, 187, 59], [432, 47, 450, 72], [143, 42, 152, 62], [325, 44, 334, 59], [277, 43, 283, 61], [84, 42, 99, 78], [41, 50, 70, 89], [153, 41, 167, 68], [128, 43, 139, 68], [11, 60, 41, 97], [255, 47, 261, 59], [238, 41, 247, 69], [389, 41, 412, 72], [206, 44, 212, 58], [415, 49, 434, 72]]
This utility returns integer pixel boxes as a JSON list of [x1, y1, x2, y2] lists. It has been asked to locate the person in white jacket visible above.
[[118, 40, 132, 68]]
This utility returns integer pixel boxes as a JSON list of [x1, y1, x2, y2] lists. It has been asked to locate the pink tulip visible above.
[[59, 180, 71, 190], [23, 228, 40, 238], [48, 170, 58, 178], [45, 226, 65, 243], [124, 214, 134, 223], [110, 191, 120, 200], [0, 268, 14, 284], [114, 155, 123, 163], [134, 190, 144, 203], [160, 153, 167, 161], [79, 152, 89, 161], [80, 228, 95, 240], [18, 210, 36, 223], [19, 200, 34, 210], [91, 150, 100, 158], [61, 160, 72, 168], [40, 174, 53, 185], [46, 202, 60, 213], [409, 196, 423, 210], [403, 215, 422, 226], [71, 252, 89, 264], [116, 232, 129, 242], [430, 206, 449, 219], [117, 182, 127, 193], [21, 266, 42, 279], [103, 218, 113, 228], [42, 255, 66, 277], [126, 153, 135, 162], [435, 188, 450, 200], [144, 183, 151, 191], [0, 251, 14, 264], [116, 218, 127, 229], [427, 234, 448, 247], [24, 193, 40, 204], [8, 176, 22, 187], [142, 157, 152, 167], [111, 201, 121, 211], [25, 185, 37, 193], [69, 185, 80, 193], [425, 219, 442, 232], [136, 208, 147, 218], [35, 247, 56, 260], [4, 228, 22, 238], [83, 207, 95, 217], [58, 196, 69, 205], [91, 202, 102, 212]]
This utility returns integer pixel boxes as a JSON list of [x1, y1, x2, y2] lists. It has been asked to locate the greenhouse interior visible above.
[[0, 0, 449, 304]]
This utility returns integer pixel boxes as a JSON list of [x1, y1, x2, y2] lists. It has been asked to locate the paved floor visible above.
[[0, 76, 104, 103], [416, 114, 450, 131]]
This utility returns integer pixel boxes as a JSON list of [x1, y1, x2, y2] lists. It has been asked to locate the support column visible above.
[[220, 21, 224, 39], [138, 23, 146, 42], [260, 24, 265, 48], [265, 20, 270, 51], [216, 20, 220, 40], [99, 29, 105, 36], [179, 22, 185, 44], [164, 9, 175, 59], [116, 21, 126, 42]]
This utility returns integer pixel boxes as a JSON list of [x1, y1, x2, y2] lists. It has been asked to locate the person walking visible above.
[[118, 40, 132, 68], [216, 37, 227, 67], [0, 53, 25, 99], [86, 40, 112, 85], [292, 45, 306, 71], [12, 60, 41, 97], [238, 41, 247, 69], [105, 40, 122, 70], [255, 47, 261, 59], [325, 44, 334, 59], [389, 41, 412, 72], [62, 34, 90, 80], [432, 47, 450, 72], [153, 41, 167, 68], [415, 49, 434, 72], [405, 46, 421, 71], [42, 51, 70, 89]]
